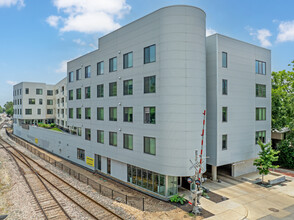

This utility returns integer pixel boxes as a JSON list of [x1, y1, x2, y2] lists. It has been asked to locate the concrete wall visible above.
[[232, 158, 257, 177]]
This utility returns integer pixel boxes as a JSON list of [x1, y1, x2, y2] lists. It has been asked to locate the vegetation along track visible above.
[[0, 125, 124, 219]]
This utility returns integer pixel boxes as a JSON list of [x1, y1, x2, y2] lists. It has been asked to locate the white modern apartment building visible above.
[[13, 5, 271, 198]]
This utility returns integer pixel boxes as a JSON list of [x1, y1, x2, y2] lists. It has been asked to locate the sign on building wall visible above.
[[35, 138, 38, 144], [86, 156, 94, 167]]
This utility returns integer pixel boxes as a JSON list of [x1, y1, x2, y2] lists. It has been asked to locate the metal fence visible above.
[[7, 131, 145, 211]]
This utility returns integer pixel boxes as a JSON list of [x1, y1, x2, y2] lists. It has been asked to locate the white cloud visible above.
[[46, 15, 62, 28], [206, 28, 216, 36], [0, 0, 24, 8], [6, 80, 17, 86], [277, 20, 294, 42], [89, 43, 97, 49], [257, 29, 272, 47], [73, 38, 86, 46], [47, 0, 131, 34], [55, 60, 68, 74]]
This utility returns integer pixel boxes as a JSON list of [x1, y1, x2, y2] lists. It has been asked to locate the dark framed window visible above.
[[25, 109, 32, 115], [76, 88, 81, 99], [222, 52, 227, 68], [29, 98, 35, 105], [85, 86, 91, 99], [109, 107, 117, 121], [47, 109, 53, 114], [39, 99, 43, 105], [97, 84, 104, 97], [76, 69, 81, 80], [47, 99, 53, 105], [256, 108, 266, 121], [95, 154, 101, 171], [222, 107, 228, 122], [144, 137, 156, 155], [144, 107, 155, 124], [144, 44, 156, 64], [69, 90, 73, 100], [123, 52, 133, 69], [77, 148, 85, 161], [97, 61, 104, 75], [97, 107, 104, 120], [109, 132, 117, 146], [25, 88, 29, 94], [37, 109, 41, 115], [97, 130, 104, 144], [85, 108, 91, 119], [85, 65, 91, 78], [123, 79, 133, 95], [69, 71, 74, 82], [256, 131, 266, 144], [109, 57, 117, 72], [69, 108, 73, 119], [55, 89, 59, 95], [107, 158, 111, 174], [256, 84, 266, 97], [222, 79, 228, 95], [123, 107, 133, 122], [256, 60, 266, 75], [222, 135, 227, 150], [109, 82, 117, 97], [144, 75, 156, 93], [47, 90, 53, 96], [36, 88, 43, 95], [85, 128, 91, 141], [76, 108, 81, 119], [123, 134, 133, 150]]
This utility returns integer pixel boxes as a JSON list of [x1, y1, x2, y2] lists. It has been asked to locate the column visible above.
[[212, 165, 217, 181]]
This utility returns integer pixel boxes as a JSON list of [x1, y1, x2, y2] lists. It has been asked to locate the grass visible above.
[[50, 127, 62, 132]]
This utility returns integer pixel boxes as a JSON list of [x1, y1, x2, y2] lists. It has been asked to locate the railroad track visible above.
[[0, 122, 124, 220]]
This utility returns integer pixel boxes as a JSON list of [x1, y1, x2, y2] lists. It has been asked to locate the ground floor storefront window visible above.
[[127, 164, 177, 197]]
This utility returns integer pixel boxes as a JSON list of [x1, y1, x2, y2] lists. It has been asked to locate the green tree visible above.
[[254, 140, 279, 183], [0, 105, 3, 113], [4, 101, 13, 116]]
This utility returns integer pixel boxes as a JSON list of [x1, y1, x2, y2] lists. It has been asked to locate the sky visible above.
[[0, 0, 293, 106]]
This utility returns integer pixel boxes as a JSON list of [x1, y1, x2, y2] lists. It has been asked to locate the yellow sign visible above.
[[35, 138, 38, 144], [86, 156, 94, 167]]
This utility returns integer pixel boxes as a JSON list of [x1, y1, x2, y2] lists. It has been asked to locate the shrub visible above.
[[277, 139, 294, 168], [50, 123, 56, 128], [170, 194, 186, 205]]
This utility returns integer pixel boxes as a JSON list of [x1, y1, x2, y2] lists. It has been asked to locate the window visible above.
[[256, 108, 266, 121], [109, 57, 117, 72], [256, 60, 266, 75], [25, 109, 32, 115], [47, 109, 53, 114], [144, 76, 156, 93], [55, 89, 59, 95], [123, 134, 133, 150], [85, 65, 91, 78], [69, 108, 73, 119], [124, 107, 133, 122], [109, 132, 117, 146], [97, 61, 104, 75], [47, 99, 53, 105], [95, 154, 101, 171], [69, 71, 74, 82], [97, 84, 104, 97], [123, 79, 133, 95], [123, 52, 133, 69], [77, 148, 85, 161], [85, 128, 91, 141], [76, 69, 81, 80], [25, 88, 29, 94], [109, 107, 117, 121], [76, 88, 81, 99], [37, 109, 41, 115], [109, 82, 117, 97], [69, 90, 73, 100], [222, 107, 228, 122], [38, 99, 42, 105], [36, 89, 43, 95], [77, 127, 82, 136], [107, 158, 111, 174], [222, 135, 227, 150], [144, 107, 156, 124], [256, 131, 266, 144], [144, 44, 156, 64], [97, 107, 104, 120], [85, 108, 91, 119], [29, 98, 35, 105], [222, 79, 228, 95], [97, 130, 104, 144], [144, 137, 156, 155], [76, 108, 81, 119], [85, 87, 91, 99], [256, 84, 266, 97], [222, 52, 227, 68]]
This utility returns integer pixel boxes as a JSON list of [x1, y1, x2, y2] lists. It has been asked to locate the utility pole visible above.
[[188, 110, 206, 215]]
